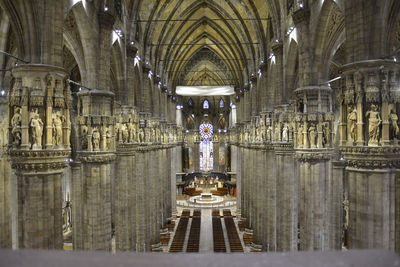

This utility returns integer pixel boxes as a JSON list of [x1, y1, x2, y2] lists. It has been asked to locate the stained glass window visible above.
[[199, 123, 213, 140], [199, 123, 213, 171], [203, 99, 209, 109], [219, 99, 224, 108]]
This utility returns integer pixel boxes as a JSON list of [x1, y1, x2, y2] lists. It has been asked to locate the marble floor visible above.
[[171, 204, 247, 253], [199, 209, 213, 253]]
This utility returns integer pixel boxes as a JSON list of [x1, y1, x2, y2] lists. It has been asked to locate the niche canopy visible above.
[[176, 85, 234, 96]]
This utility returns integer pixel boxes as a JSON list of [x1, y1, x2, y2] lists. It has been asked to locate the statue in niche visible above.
[[274, 125, 280, 142], [116, 113, 123, 142], [390, 109, 399, 139], [139, 127, 145, 143], [81, 125, 88, 149], [297, 125, 304, 148], [256, 127, 262, 142], [92, 128, 100, 151], [366, 104, 381, 145], [322, 122, 330, 147], [266, 126, 272, 142], [151, 127, 156, 142], [120, 123, 129, 143], [347, 106, 357, 142], [282, 124, 289, 142], [156, 127, 160, 142], [128, 120, 136, 143], [52, 111, 64, 146], [30, 109, 43, 149], [11, 107, 22, 146], [309, 124, 317, 148], [105, 127, 112, 149]]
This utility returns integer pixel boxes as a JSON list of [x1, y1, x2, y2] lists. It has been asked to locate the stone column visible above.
[[0, 109, 11, 248], [126, 46, 138, 106], [114, 145, 136, 252], [272, 42, 284, 105], [213, 139, 219, 171], [296, 154, 333, 251], [141, 65, 153, 115], [264, 147, 277, 251], [135, 147, 146, 251], [8, 65, 71, 249], [193, 140, 200, 171], [331, 161, 344, 250], [168, 146, 174, 217], [275, 144, 297, 251]]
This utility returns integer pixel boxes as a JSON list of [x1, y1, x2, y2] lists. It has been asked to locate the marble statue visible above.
[[52, 112, 64, 146], [390, 110, 399, 139], [139, 128, 145, 143], [366, 104, 381, 145], [309, 124, 316, 148], [266, 126, 272, 142], [30, 109, 43, 149], [274, 125, 280, 142], [322, 122, 329, 147], [92, 128, 100, 151], [297, 125, 304, 148], [106, 127, 112, 149], [128, 121, 136, 143], [11, 107, 22, 146], [347, 107, 357, 142], [282, 124, 289, 142], [81, 125, 88, 149], [120, 123, 129, 143]]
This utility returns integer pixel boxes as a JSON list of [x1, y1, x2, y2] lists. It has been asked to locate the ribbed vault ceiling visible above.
[[136, 0, 270, 90]]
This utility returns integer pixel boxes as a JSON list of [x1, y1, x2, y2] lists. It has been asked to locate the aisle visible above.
[[199, 209, 213, 252]]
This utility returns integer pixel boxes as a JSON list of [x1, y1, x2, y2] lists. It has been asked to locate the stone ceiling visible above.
[[136, 0, 271, 89]]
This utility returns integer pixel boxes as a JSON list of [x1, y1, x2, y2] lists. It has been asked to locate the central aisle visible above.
[[199, 209, 213, 253]]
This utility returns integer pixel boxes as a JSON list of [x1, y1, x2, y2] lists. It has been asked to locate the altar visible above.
[[200, 193, 212, 199]]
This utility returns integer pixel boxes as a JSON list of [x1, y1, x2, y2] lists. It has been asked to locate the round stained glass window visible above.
[[199, 123, 213, 140]]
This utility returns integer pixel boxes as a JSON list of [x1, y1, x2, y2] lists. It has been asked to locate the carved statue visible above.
[[274, 125, 280, 142], [390, 109, 399, 139], [92, 128, 100, 151], [81, 125, 88, 149], [347, 107, 357, 142], [266, 126, 272, 142], [297, 125, 304, 148], [30, 109, 43, 149], [106, 127, 112, 149], [128, 121, 136, 143], [366, 104, 381, 145], [52, 111, 64, 146], [282, 124, 289, 142], [322, 122, 329, 147], [11, 107, 22, 146], [139, 128, 145, 143], [309, 124, 316, 148], [151, 127, 156, 142]]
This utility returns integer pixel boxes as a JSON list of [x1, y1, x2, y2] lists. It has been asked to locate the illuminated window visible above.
[[219, 99, 224, 108], [199, 123, 213, 171], [203, 99, 209, 109]]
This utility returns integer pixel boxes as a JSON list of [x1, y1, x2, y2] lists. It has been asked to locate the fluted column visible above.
[[0, 113, 11, 248], [264, 148, 277, 251], [9, 65, 71, 249], [275, 144, 297, 251], [135, 148, 146, 251], [141, 66, 152, 115]]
